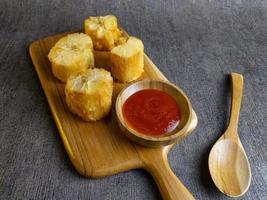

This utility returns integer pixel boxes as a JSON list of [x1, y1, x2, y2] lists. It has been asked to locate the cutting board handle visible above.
[[145, 154, 195, 200]]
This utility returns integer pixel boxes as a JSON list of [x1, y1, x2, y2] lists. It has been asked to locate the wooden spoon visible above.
[[208, 73, 252, 197]]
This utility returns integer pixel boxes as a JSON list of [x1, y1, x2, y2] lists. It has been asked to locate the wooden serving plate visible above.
[[29, 31, 198, 200]]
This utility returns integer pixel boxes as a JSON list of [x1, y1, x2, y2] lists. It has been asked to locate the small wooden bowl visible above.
[[116, 80, 192, 147]]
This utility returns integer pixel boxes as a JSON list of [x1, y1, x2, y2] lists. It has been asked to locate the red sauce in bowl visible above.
[[122, 89, 181, 136]]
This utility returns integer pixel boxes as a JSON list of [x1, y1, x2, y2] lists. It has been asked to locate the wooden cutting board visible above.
[[29, 31, 198, 200]]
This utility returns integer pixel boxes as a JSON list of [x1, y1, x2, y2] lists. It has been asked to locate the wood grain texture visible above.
[[29, 31, 198, 200], [208, 73, 251, 197], [1, 1, 267, 199]]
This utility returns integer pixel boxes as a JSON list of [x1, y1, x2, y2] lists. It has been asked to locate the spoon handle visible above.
[[227, 73, 244, 136]]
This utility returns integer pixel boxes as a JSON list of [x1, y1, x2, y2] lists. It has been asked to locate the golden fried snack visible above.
[[65, 68, 113, 121], [93, 34, 128, 70], [84, 15, 122, 51], [110, 37, 144, 83], [48, 33, 94, 82], [115, 35, 128, 46]]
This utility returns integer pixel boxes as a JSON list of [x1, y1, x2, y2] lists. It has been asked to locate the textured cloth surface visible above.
[[0, 0, 266, 199]]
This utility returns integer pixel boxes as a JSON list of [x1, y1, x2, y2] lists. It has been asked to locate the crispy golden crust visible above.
[[84, 15, 122, 51], [111, 51, 144, 82], [48, 33, 94, 82], [114, 35, 128, 46], [93, 33, 129, 70], [65, 68, 113, 121], [110, 37, 144, 83]]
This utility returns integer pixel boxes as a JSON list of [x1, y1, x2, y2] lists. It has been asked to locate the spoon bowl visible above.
[[208, 73, 251, 197], [209, 138, 251, 197]]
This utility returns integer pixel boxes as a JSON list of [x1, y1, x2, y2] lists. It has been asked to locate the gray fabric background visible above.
[[0, 0, 266, 199]]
